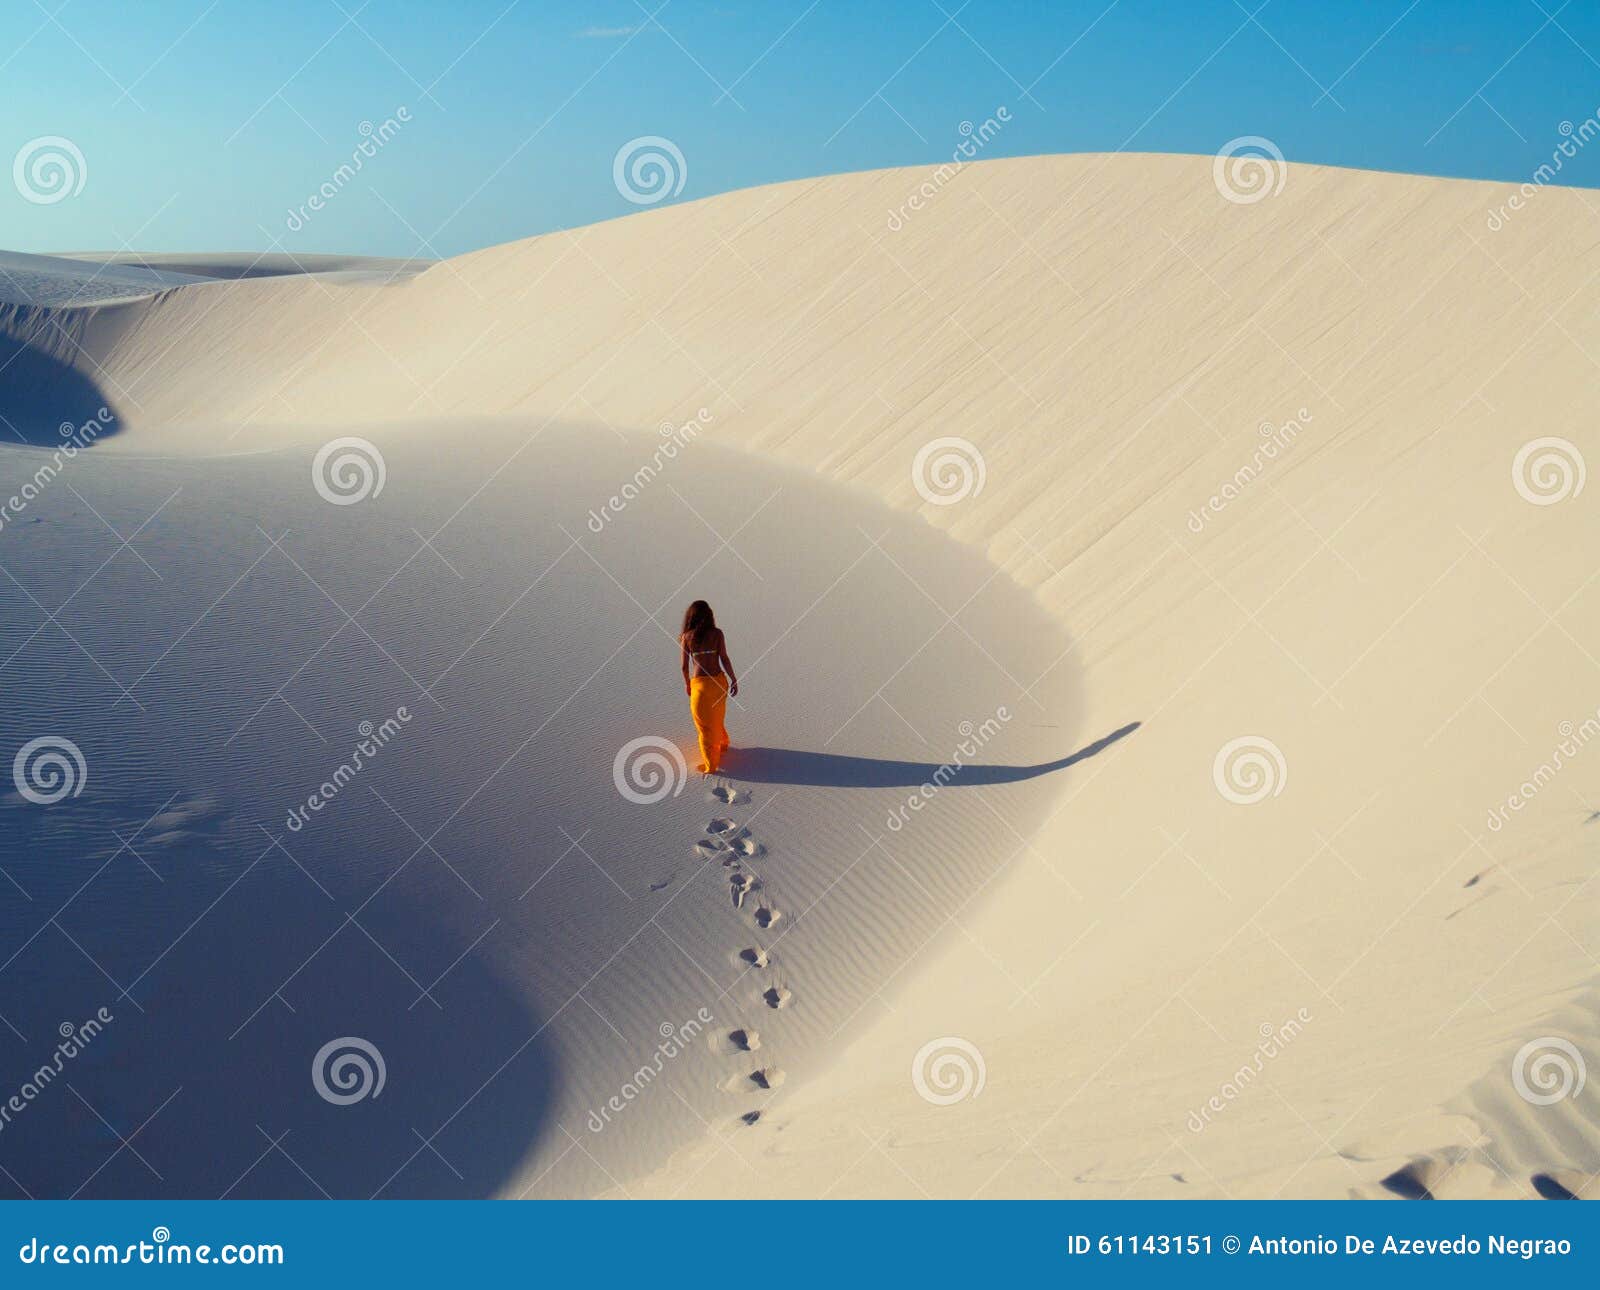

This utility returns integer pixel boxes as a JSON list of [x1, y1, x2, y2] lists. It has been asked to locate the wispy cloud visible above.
[[574, 24, 639, 39]]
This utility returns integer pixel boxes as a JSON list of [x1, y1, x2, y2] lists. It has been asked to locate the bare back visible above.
[[681, 627, 725, 678]]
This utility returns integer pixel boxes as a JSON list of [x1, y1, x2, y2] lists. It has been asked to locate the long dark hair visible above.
[[681, 600, 716, 647]]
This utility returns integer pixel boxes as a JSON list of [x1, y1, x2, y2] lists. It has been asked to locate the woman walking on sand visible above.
[[680, 600, 738, 775]]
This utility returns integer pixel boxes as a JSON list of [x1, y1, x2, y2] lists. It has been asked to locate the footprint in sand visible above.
[[730, 871, 756, 909], [1532, 1173, 1580, 1200], [709, 785, 746, 806], [719, 1066, 788, 1094], [739, 947, 769, 968], [763, 985, 792, 1010], [730, 836, 764, 859], [754, 906, 780, 930], [1380, 1164, 1434, 1200], [695, 838, 726, 859], [740, 1110, 762, 1125], [706, 818, 738, 835], [149, 794, 224, 838], [729, 1028, 759, 1051]]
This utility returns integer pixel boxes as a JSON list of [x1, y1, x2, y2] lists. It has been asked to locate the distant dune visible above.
[[0, 154, 1594, 1199]]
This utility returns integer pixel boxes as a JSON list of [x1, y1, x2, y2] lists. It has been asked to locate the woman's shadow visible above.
[[721, 721, 1140, 788]]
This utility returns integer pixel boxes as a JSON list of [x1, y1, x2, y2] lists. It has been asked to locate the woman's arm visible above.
[[680, 635, 692, 694], [718, 630, 738, 697]]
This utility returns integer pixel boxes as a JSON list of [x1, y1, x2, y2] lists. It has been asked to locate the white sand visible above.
[[0, 154, 1594, 1199]]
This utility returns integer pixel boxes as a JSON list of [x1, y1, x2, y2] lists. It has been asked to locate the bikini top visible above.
[[683, 631, 722, 668]]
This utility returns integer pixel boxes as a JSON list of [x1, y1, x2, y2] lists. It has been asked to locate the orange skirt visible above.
[[688, 675, 731, 773]]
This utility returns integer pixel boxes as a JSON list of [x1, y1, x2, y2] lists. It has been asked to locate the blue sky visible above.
[[2, 0, 1598, 257]]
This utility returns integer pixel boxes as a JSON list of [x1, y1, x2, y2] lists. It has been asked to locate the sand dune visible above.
[[0, 154, 1595, 1198], [59, 252, 432, 282], [0, 250, 213, 307]]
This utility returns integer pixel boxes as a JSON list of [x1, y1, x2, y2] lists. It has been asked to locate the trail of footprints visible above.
[[697, 784, 793, 1127]]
